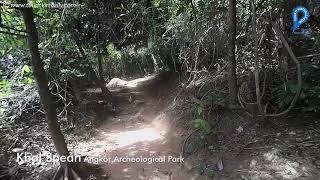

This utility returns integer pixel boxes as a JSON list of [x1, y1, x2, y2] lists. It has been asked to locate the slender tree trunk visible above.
[[17, 0, 69, 158], [73, 37, 112, 101], [97, 46, 111, 101], [152, 54, 160, 73], [97, 47, 105, 82], [96, 0, 106, 85], [266, 24, 273, 65], [228, 0, 237, 105]]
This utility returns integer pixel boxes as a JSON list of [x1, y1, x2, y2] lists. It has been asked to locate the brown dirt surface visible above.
[[1, 73, 320, 180]]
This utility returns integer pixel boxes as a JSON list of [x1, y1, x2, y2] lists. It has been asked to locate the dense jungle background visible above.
[[1, 0, 320, 179]]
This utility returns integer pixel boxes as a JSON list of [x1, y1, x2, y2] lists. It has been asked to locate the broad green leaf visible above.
[[197, 106, 203, 115]]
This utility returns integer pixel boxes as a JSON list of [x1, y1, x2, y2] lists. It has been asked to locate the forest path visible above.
[[74, 73, 204, 180], [100, 102, 196, 180], [68, 73, 320, 180]]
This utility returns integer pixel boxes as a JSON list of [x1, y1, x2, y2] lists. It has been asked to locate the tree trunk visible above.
[[97, 47, 105, 82], [17, 0, 69, 158], [265, 24, 273, 65], [73, 37, 112, 101], [152, 54, 160, 73], [96, 0, 106, 86], [228, 0, 237, 105]]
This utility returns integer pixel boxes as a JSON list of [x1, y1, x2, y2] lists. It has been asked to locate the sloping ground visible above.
[[1, 72, 320, 180], [72, 73, 320, 180], [72, 101, 204, 180], [181, 114, 320, 180], [228, 115, 320, 180], [71, 72, 206, 179]]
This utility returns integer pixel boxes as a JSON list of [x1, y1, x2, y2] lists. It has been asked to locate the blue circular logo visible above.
[[292, 6, 310, 32]]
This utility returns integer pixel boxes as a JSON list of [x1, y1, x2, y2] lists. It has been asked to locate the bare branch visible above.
[[0, 29, 27, 37], [0, 24, 28, 33], [259, 17, 302, 117], [251, 0, 264, 116]]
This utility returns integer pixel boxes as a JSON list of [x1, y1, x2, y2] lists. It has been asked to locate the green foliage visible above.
[[0, 52, 36, 99], [193, 105, 211, 134], [105, 42, 157, 77], [273, 81, 299, 109], [194, 118, 211, 134], [1, 0, 319, 119], [196, 105, 204, 115], [272, 64, 320, 112], [31, 0, 50, 16], [0, 80, 10, 98], [0, 52, 38, 124], [184, 132, 207, 155], [300, 64, 320, 112], [21, 65, 31, 76], [0, 66, 35, 98], [0, 9, 26, 56], [19, 65, 35, 85], [60, 69, 85, 78], [198, 162, 215, 177]]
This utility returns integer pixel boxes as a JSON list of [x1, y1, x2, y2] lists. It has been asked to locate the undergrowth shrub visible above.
[[272, 63, 320, 112], [0, 52, 38, 124], [106, 43, 158, 78]]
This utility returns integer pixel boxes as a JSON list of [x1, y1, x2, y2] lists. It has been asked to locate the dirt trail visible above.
[[76, 100, 201, 179], [102, 103, 197, 180], [75, 74, 204, 180], [69, 73, 320, 180]]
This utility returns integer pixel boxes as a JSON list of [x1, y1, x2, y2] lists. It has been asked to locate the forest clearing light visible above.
[[241, 148, 310, 179], [126, 75, 156, 88], [74, 117, 168, 155], [111, 127, 163, 147]]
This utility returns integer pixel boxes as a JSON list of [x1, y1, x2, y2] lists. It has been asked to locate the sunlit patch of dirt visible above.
[[211, 116, 320, 180], [109, 127, 164, 147], [68, 78, 200, 180], [236, 148, 313, 179], [74, 125, 166, 156]]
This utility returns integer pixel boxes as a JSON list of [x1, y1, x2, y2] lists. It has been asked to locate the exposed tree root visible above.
[[238, 16, 302, 118], [52, 164, 81, 180], [51, 161, 109, 180], [181, 128, 200, 158], [264, 21, 302, 117]]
